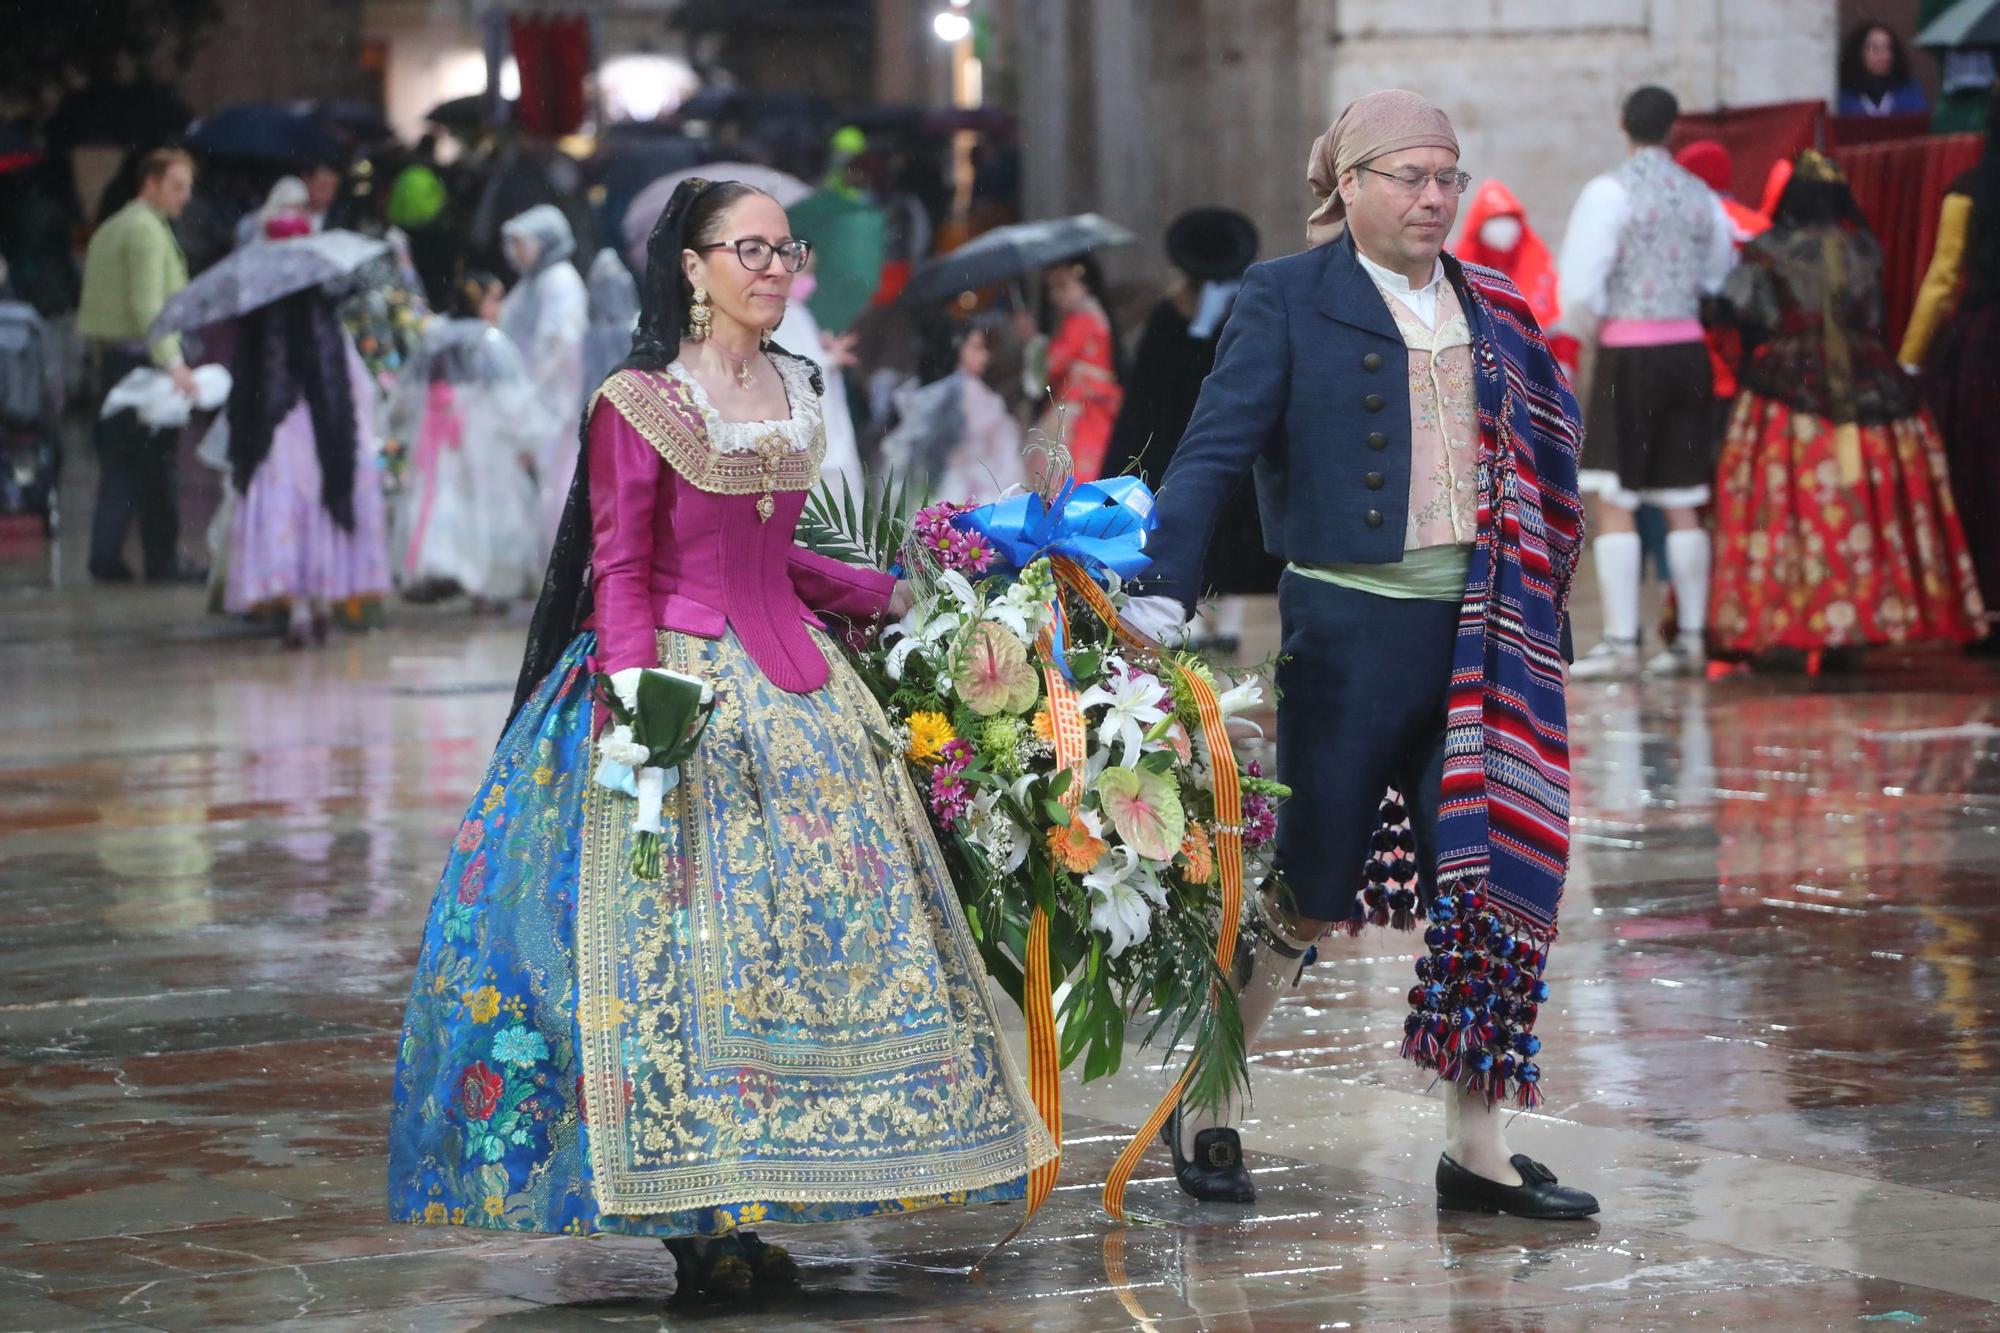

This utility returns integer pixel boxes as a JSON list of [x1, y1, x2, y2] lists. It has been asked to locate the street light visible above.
[[933, 11, 972, 42]]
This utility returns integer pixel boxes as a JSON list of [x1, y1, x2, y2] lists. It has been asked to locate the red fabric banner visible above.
[[1668, 100, 1824, 205], [509, 15, 591, 138], [1832, 132, 1985, 350]]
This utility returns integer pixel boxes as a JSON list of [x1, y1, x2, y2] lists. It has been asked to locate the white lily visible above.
[[1082, 845, 1168, 957], [968, 774, 1036, 875], [1216, 677, 1264, 717], [884, 575, 976, 681], [983, 579, 1051, 642], [1076, 661, 1170, 766]]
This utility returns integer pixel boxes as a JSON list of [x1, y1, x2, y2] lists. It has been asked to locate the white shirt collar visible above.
[[1354, 248, 1443, 295], [1355, 247, 1444, 328]]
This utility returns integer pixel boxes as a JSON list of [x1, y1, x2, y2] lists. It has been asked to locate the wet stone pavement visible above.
[[4, 577, 2000, 1331]]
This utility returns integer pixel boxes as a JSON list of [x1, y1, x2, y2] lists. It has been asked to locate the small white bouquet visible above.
[[592, 667, 717, 878]]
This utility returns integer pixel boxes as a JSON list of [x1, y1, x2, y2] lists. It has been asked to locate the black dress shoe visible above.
[[1436, 1153, 1599, 1219], [1161, 1104, 1256, 1203]]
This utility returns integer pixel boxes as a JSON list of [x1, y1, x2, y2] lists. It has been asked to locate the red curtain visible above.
[[1832, 132, 1986, 350], [509, 15, 591, 138], [1668, 100, 1824, 205]]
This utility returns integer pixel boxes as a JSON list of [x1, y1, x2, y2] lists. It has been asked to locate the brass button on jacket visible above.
[[1367, 430, 1388, 449], [1362, 352, 1383, 371], [1364, 508, 1384, 529], [1364, 471, 1385, 489], [1363, 393, 1385, 413]]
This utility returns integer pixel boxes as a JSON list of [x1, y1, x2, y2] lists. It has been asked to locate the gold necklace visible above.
[[714, 344, 758, 391]]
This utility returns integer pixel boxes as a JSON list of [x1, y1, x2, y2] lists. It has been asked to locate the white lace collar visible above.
[[667, 356, 822, 456]]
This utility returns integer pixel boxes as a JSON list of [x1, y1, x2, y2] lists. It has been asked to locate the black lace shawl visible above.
[[227, 290, 361, 530]]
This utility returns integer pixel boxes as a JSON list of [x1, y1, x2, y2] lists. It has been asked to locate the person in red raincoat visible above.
[[1453, 179, 1560, 329]]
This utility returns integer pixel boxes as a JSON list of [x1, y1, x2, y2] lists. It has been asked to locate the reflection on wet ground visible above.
[[3, 584, 1999, 1330]]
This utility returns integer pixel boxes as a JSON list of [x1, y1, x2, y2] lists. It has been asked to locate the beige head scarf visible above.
[[1306, 90, 1461, 248]]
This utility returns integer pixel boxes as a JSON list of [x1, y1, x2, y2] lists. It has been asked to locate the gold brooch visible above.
[[754, 430, 787, 522]]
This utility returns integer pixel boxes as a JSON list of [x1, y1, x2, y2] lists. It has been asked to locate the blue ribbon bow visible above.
[[954, 475, 1157, 582]]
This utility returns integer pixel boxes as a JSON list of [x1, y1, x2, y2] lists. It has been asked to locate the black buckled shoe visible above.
[[1436, 1153, 1599, 1219], [1161, 1104, 1257, 1203]]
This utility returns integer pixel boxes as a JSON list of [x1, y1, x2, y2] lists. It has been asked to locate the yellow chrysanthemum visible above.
[[465, 985, 502, 1024], [1032, 709, 1055, 741], [905, 710, 956, 766]]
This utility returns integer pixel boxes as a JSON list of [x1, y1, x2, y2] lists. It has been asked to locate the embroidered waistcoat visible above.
[[1603, 146, 1719, 323]]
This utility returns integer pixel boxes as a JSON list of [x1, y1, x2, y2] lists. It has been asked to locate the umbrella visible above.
[[152, 230, 391, 337], [900, 214, 1136, 305], [426, 94, 514, 136], [1916, 0, 2000, 44], [621, 162, 813, 263], [187, 103, 339, 164]]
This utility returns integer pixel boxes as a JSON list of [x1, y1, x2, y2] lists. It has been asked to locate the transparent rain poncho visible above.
[[386, 318, 551, 601]]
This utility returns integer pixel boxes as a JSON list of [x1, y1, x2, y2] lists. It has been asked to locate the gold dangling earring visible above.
[[759, 328, 772, 350], [690, 286, 712, 340]]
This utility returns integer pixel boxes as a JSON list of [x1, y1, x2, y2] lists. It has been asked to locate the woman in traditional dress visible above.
[[1024, 256, 1122, 481], [387, 179, 1053, 1302], [1104, 209, 1275, 657], [878, 320, 1022, 505], [1903, 92, 2000, 641], [388, 287, 546, 609], [1709, 151, 1984, 669], [497, 205, 590, 554], [222, 280, 392, 647]]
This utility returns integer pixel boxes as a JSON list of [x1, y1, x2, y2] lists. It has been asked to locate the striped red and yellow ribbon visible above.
[[1045, 559, 1251, 1222], [985, 557, 1249, 1255]]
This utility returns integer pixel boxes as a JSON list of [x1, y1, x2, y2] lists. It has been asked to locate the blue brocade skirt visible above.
[[388, 630, 1052, 1238]]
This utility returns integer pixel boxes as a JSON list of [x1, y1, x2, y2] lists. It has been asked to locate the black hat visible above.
[[1165, 208, 1260, 282]]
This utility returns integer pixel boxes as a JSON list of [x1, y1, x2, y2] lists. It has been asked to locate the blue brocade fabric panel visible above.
[[387, 634, 1025, 1237]]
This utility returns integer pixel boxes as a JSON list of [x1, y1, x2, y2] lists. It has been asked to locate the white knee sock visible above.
[[1180, 907, 1312, 1154], [1592, 532, 1642, 644], [1665, 529, 1711, 640], [1211, 595, 1246, 640]]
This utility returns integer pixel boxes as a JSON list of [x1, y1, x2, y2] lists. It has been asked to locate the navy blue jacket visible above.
[[1141, 231, 1489, 612]]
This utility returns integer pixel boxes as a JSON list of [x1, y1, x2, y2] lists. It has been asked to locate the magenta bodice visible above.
[[583, 366, 893, 694]]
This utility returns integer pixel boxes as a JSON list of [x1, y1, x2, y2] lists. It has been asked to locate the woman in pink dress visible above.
[[223, 285, 391, 646], [389, 179, 1051, 1304]]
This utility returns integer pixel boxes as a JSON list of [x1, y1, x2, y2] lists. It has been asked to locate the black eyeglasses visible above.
[[1359, 166, 1473, 196], [697, 238, 813, 273]]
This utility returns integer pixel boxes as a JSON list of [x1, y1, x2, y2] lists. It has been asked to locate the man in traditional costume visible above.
[[1125, 90, 1597, 1219], [1557, 86, 1737, 679]]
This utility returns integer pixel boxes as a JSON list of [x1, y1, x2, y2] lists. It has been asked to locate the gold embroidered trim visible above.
[[577, 628, 1055, 1215], [593, 367, 825, 497]]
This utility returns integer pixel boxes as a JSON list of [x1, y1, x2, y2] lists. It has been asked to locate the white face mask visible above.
[[1478, 215, 1523, 251]]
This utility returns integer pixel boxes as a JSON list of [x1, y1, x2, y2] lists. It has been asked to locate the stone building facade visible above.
[[1006, 0, 1841, 280]]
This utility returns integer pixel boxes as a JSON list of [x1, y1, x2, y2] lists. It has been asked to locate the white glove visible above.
[[1122, 594, 1191, 647], [609, 667, 644, 714]]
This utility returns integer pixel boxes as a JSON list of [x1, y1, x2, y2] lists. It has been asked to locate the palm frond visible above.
[[796, 471, 921, 571]]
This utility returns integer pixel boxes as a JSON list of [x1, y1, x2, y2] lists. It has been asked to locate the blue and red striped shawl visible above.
[[1399, 256, 1586, 1106]]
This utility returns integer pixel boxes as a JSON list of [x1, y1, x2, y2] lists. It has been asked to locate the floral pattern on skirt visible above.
[[1709, 393, 1985, 654], [388, 633, 1045, 1238]]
